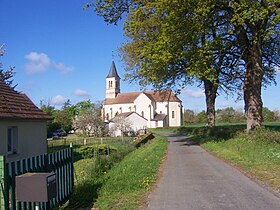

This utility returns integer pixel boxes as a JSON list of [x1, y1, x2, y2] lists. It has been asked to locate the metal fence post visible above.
[[0, 156, 8, 210]]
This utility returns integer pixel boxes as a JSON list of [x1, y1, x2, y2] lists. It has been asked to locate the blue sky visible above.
[[1, 0, 279, 112]]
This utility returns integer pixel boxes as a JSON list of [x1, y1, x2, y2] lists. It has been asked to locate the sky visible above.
[[1, 0, 279, 113]]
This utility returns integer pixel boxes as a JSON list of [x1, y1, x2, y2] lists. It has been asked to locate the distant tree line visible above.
[[184, 107, 280, 124], [40, 99, 107, 137]]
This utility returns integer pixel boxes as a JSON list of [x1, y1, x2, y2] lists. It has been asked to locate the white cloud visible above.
[[50, 95, 67, 105], [25, 52, 51, 73], [181, 88, 204, 98], [25, 52, 74, 74], [74, 88, 91, 98]]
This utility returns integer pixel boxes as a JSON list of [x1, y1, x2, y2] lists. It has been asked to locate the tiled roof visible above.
[[106, 61, 120, 79], [151, 114, 167, 121], [0, 81, 52, 120], [104, 92, 141, 105], [110, 112, 147, 122], [144, 90, 181, 102], [104, 90, 181, 105]]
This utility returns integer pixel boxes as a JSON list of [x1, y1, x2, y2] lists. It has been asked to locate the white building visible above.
[[103, 61, 184, 129]]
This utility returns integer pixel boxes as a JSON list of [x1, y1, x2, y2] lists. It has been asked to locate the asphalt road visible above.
[[145, 133, 280, 210]]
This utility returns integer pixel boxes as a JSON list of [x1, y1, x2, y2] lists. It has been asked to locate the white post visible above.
[[35, 203, 40, 210]]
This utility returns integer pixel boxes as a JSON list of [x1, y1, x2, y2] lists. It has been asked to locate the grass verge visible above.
[[93, 134, 168, 210]]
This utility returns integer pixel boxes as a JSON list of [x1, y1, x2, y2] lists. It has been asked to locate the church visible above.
[[103, 61, 184, 130]]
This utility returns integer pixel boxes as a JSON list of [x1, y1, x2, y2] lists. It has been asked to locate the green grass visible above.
[[59, 140, 135, 209], [93, 134, 168, 210]]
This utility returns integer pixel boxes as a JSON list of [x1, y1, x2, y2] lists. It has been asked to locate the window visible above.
[[106, 113, 109, 121], [7, 126, 18, 154], [109, 81, 113, 88], [141, 111, 144, 118], [172, 111, 175, 119]]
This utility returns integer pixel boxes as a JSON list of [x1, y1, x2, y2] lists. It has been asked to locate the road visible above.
[[145, 133, 280, 210]]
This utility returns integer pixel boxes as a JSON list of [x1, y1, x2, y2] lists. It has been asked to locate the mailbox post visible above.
[[16, 172, 56, 209]]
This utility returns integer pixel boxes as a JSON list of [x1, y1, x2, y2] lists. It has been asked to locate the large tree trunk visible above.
[[243, 43, 264, 132], [203, 79, 218, 127]]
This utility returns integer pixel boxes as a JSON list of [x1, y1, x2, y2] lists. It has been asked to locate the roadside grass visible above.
[[93, 134, 168, 210]]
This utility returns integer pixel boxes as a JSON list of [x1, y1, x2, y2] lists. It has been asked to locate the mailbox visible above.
[[16, 172, 56, 202]]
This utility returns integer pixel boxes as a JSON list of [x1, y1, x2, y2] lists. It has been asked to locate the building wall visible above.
[[109, 113, 147, 136], [168, 102, 183, 127], [134, 93, 152, 126], [104, 103, 133, 120], [128, 113, 148, 131], [0, 120, 47, 162]]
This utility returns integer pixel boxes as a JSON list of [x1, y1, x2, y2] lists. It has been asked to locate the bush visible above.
[[80, 144, 117, 158], [177, 125, 245, 141], [243, 128, 280, 144]]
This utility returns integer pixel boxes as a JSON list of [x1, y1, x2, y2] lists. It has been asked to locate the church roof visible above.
[[106, 61, 120, 79], [104, 90, 181, 105], [110, 112, 148, 122], [0, 81, 52, 120], [151, 114, 167, 121]]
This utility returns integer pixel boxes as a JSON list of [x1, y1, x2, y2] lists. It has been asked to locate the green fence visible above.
[[0, 145, 74, 210]]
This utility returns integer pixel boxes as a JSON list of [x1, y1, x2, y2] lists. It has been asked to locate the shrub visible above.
[[177, 125, 245, 141], [80, 144, 117, 158], [243, 128, 280, 144]]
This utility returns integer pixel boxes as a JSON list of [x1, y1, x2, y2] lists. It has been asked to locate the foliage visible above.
[[93, 134, 168, 210], [216, 107, 246, 123], [263, 107, 277, 122], [177, 125, 245, 141], [0, 44, 16, 87], [80, 144, 117, 158], [60, 140, 135, 209], [242, 128, 280, 144], [89, 0, 280, 131], [73, 101, 107, 137], [109, 115, 133, 138]]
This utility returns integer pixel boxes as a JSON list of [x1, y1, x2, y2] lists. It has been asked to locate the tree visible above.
[[196, 111, 207, 124], [184, 109, 196, 124], [0, 44, 16, 87], [40, 100, 60, 132], [88, 0, 279, 132], [109, 116, 132, 139], [87, 0, 243, 127], [73, 101, 107, 137], [263, 107, 276, 122]]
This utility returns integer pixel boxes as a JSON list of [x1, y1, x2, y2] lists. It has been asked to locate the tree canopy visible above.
[[88, 0, 280, 131], [0, 44, 16, 87]]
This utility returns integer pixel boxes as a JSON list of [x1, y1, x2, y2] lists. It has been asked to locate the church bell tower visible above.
[[106, 61, 120, 99]]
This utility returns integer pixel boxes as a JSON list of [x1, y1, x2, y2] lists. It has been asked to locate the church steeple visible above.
[[106, 61, 120, 99], [107, 61, 120, 79]]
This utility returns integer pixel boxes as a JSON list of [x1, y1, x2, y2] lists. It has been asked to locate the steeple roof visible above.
[[106, 61, 120, 79]]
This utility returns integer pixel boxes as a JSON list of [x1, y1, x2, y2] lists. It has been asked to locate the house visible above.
[[103, 61, 184, 130], [108, 112, 147, 137], [0, 81, 52, 162]]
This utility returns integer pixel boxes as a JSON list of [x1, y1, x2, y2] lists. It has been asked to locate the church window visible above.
[[172, 111, 175, 119], [141, 111, 144, 118], [106, 113, 109, 121], [109, 81, 113, 88]]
